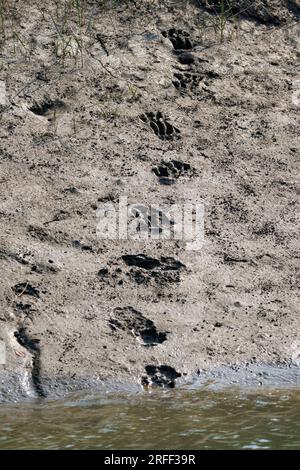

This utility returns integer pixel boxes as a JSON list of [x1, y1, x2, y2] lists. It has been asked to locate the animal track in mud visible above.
[[176, 52, 196, 65], [14, 302, 36, 320], [97, 256, 185, 288], [153, 160, 195, 184], [142, 365, 181, 388], [29, 99, 67, 119], [172, 65, 219, 95], [122, 254, 185, 271], [140, 112, 180, 141], [27, 225, 58, 244], [122, 254, 185, 286], [12, 282, 40, 298], [108, 306, 168, 347], [162, 29, 193, 50], [0, 249, 29, 266], [173, 71, 203, 93]]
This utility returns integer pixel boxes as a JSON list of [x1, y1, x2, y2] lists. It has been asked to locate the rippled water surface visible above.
[[0, 388, 299, 449]]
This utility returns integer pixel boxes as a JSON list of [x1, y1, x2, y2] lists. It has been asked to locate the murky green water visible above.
[[0, 388, 299, 450]]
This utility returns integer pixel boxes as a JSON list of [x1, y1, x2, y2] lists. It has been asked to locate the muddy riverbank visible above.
[[0, 0, 299, 402], [1, 362, 300, 403]]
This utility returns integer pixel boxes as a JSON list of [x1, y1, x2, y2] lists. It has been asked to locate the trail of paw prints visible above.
[[161, 28, 220, 96], [140, 112, 180, 141]]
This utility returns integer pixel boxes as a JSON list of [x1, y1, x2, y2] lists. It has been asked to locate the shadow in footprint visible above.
[[122, 254, 185, 271], [142, 365, 181, 388], [108, 306, 168, 347], [153, 160, 195, 185], [140, 112, 180, 141], [122, 254, 185, 286], [173, 71, 203, 93], [12, 283, 40, 298], [29, 99, 67, 120], [162, 29, 193, 50]]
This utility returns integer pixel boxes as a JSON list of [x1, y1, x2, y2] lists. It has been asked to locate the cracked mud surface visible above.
[[0, 0, 299, 401]]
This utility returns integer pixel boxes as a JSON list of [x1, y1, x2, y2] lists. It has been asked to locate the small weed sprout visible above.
[[199, 1, 243, 43], [127, 84, 139, 101], [0, 0, 6, 41], [217, 0, 226, 43]]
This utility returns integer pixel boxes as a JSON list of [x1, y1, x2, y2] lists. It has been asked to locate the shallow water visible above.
[[0, 387, 299, 450]]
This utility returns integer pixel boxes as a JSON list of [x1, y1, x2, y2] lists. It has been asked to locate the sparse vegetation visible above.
[[0, 1, 297, 66], [0, 0, 31, 55], [196, 0, 243, 43]]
